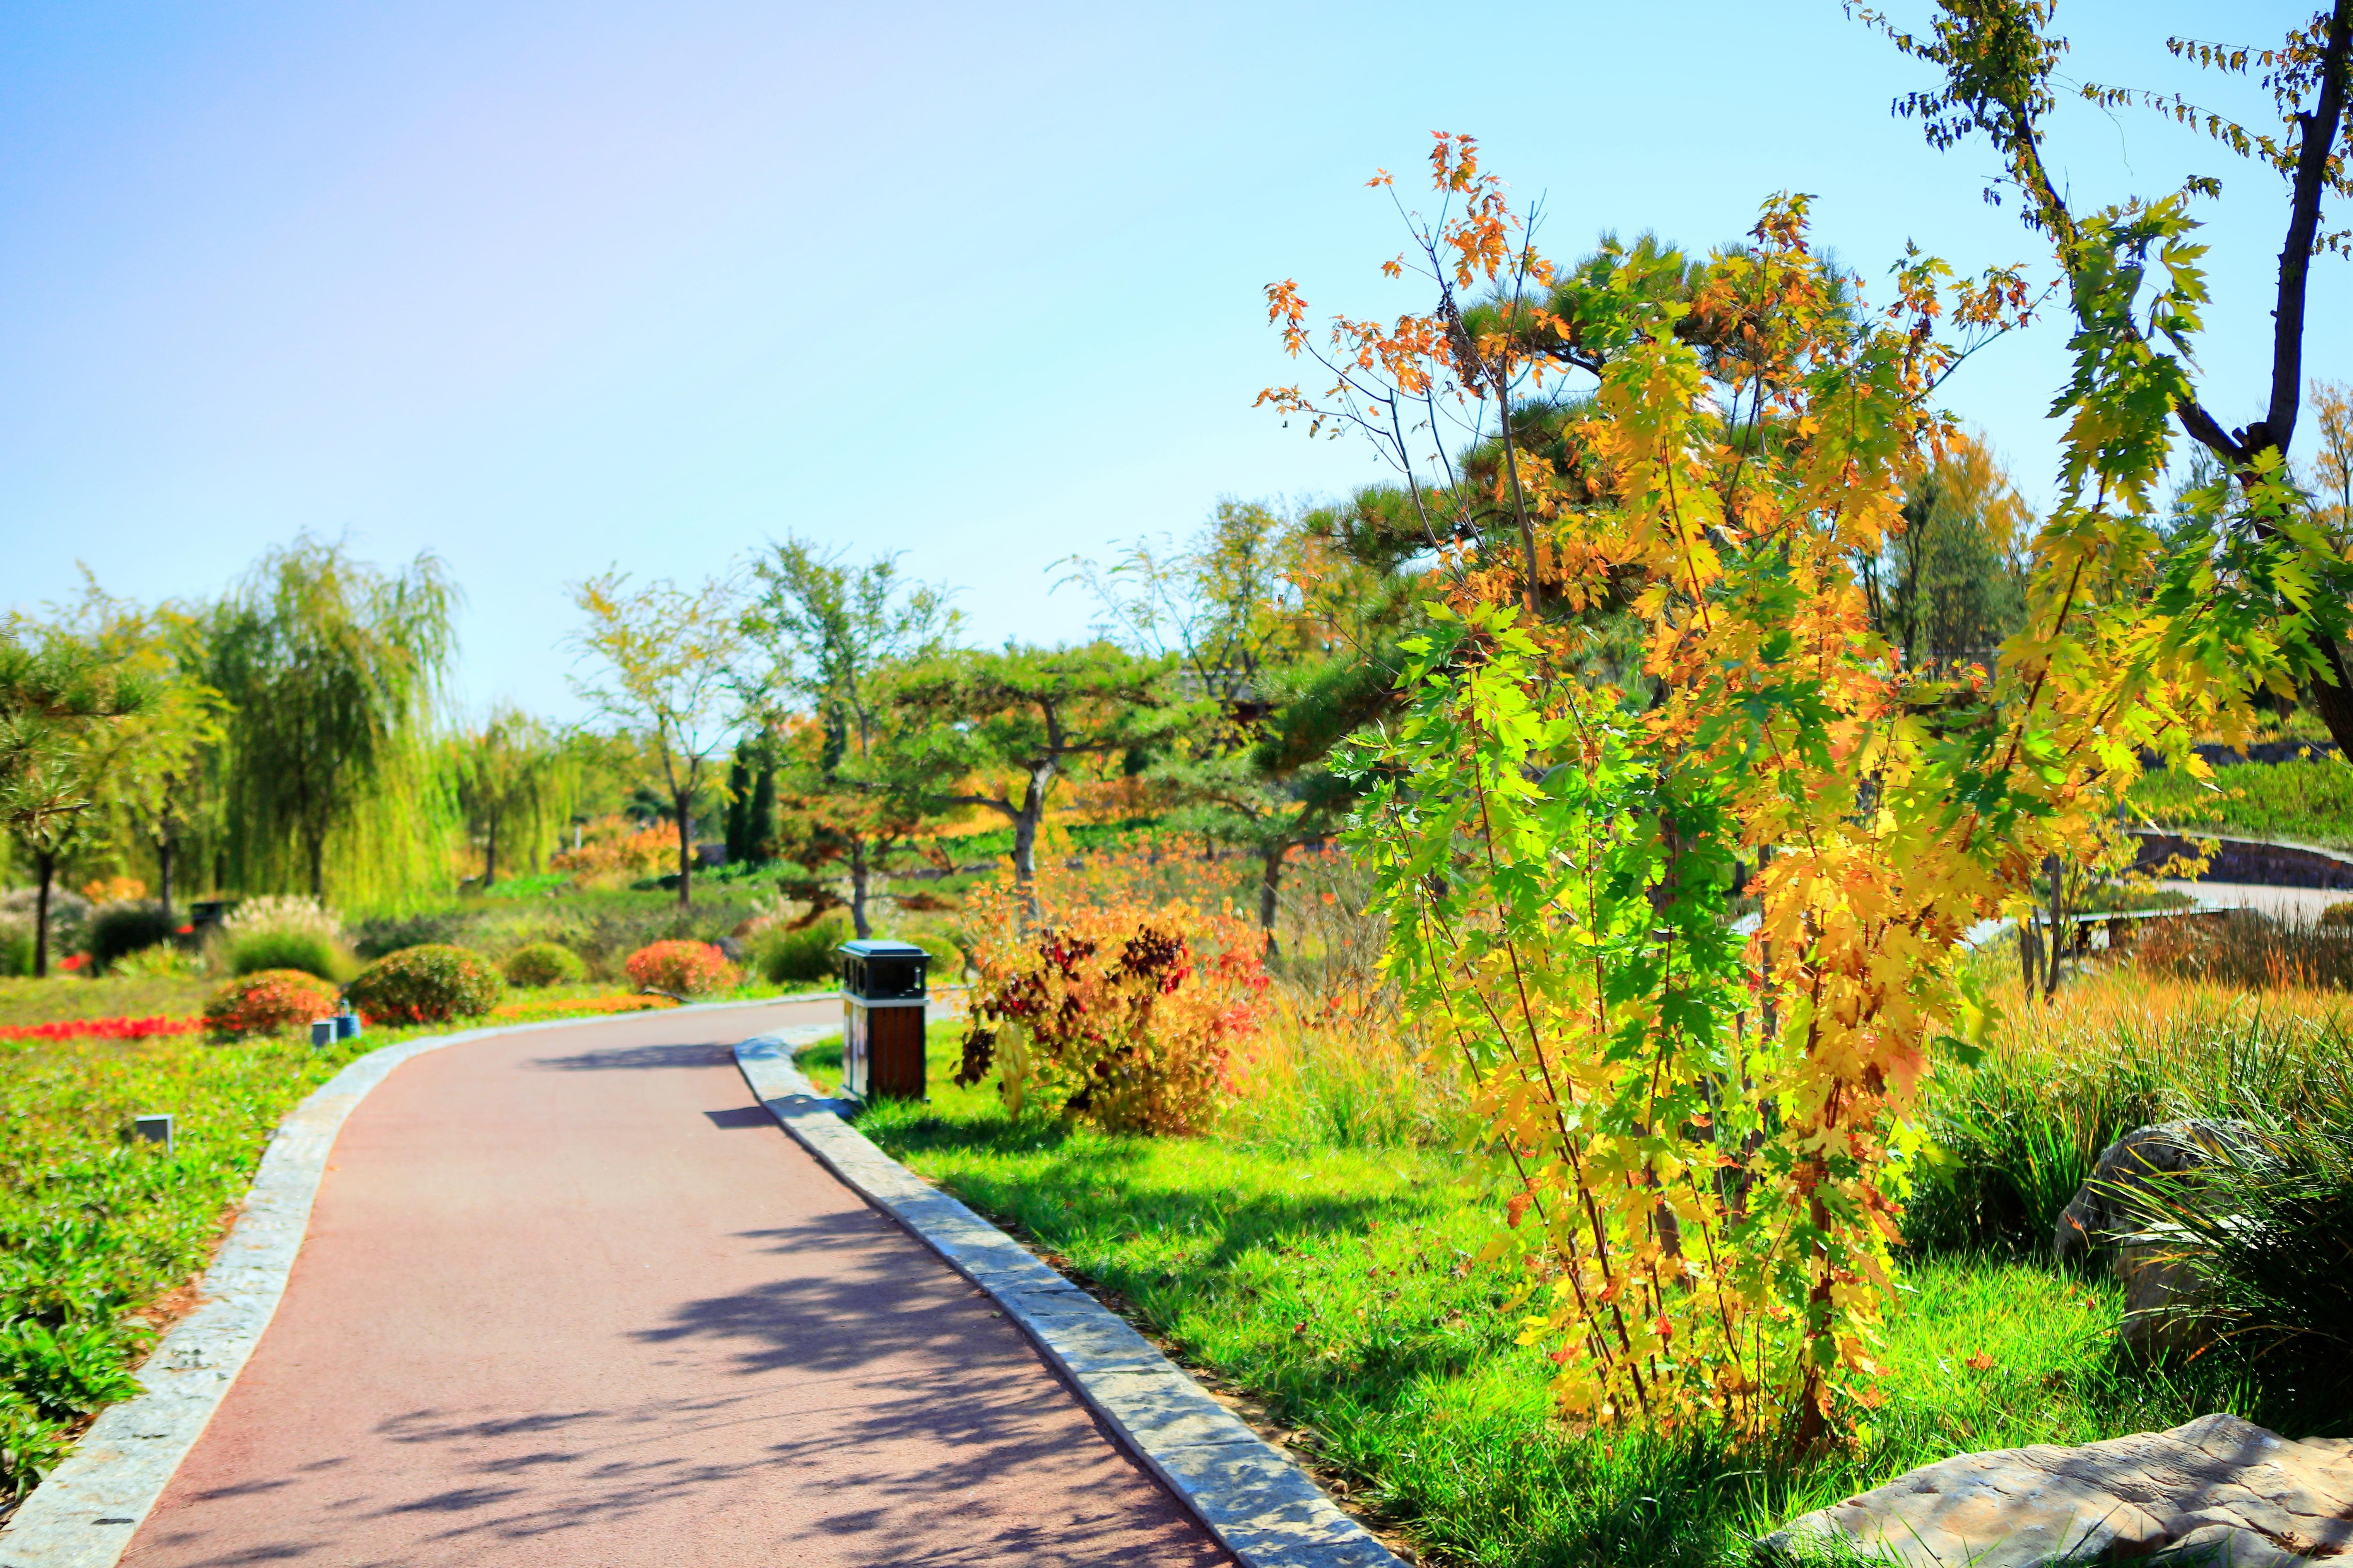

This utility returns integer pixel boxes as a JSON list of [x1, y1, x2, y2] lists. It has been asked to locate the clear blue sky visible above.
[[1, 1, 2342, 721]]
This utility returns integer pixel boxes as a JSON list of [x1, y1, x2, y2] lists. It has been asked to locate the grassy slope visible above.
[[799, 1028, 2224, 1568], [2130, 757, 2353, 851]]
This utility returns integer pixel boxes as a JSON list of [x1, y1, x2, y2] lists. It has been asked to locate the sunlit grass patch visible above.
[[806, 1020, 2244, 1567], [2129, 757, 2353, 849]]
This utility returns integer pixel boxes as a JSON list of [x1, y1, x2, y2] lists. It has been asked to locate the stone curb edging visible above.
[[0, 996, 819, 1568], [733, 1033, 1407, 1568]]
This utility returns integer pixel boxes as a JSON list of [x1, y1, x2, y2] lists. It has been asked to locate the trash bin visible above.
[[840, 939, 929, 1100]]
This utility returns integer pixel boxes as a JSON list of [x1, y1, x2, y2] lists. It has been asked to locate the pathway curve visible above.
[[122, 1000, 1229, 1567]]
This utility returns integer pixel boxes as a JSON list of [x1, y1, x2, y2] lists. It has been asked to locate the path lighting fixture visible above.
[[134, 1114, 173, 1154]]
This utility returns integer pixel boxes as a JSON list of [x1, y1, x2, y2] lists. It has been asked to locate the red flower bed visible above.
[[0, 1016, 203, 1043]]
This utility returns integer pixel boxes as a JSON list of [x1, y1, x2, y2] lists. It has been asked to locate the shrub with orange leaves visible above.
[[624, 940, 738, 996], [954, 878, 1265, 1135], [550, 815, 675, 886]]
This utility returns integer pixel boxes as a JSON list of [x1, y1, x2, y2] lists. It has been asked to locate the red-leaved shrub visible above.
[[954, 883, 1265, 1134], [624, 940, 738, 996], [204, 970, 340, 1040]]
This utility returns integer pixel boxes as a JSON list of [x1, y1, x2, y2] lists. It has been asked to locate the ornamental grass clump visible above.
[[203, 969, 340, 1040], [624, 940, 737, 996], [954, 881, 1266, 1136], [502, 941, 585, 988], [217, 896, 348, 982], [345, 945, 500, 1025]]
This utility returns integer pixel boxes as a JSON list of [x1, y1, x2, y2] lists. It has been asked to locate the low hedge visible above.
[[203, 970, 340, 1040], [503, 941, 585, 988], [345, 945, 501, 1025]]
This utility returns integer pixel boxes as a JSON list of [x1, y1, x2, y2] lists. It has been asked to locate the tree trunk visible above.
[[675, 798, 693, 909], [2302, 637, 2353, 760], [156, 835, 175, 922], [1010, 762, 1054, 903], [32, 851, 55, 979], [306, 830, 327, 902], [1258, 844, 1285, 958], [483, 806, 499, 888], [849, 839, 872, 940]]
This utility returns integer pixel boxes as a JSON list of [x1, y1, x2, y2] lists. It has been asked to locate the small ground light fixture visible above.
[[310, 1019, 335, 1047], [134, 1114, 173, 1154]]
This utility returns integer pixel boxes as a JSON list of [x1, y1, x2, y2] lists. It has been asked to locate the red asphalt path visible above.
[[124, 1001, 1229, 1567]]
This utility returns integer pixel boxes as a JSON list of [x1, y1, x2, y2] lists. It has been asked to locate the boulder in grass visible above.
[[1763, 1414, 2353, 1567], [2054, 1119, 2268, 1358], [2053, 1119, 2261, 1264]]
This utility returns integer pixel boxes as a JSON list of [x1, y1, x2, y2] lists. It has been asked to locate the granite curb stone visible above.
[[0, 995, 824, 1568], [733, 1032, 1410, 1568]]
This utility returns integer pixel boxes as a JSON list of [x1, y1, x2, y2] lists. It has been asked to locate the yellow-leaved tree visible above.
[[1262, 128, 2353, 1447]]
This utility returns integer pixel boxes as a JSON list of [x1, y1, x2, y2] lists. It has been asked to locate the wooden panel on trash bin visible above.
[[868, 1006, 927, 1099]]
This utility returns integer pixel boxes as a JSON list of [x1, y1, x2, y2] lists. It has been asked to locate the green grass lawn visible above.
[[0, 974, 214, 1027], [2130, 757, 2353, 850], [797, 1026, 2233, 1568]]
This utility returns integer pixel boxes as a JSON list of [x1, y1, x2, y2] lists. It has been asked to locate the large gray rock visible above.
[[2054, 1119, 2260, 1264], [2054, 1120, 2264, 1358], [1763, 1414, 2353, 1567]]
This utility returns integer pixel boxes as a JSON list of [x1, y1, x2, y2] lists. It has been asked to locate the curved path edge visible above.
[[734, 1034, 1406, 1568], [0, 997, 800, 1568]]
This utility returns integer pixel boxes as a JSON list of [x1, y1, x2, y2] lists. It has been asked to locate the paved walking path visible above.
[[123, 1001, 1229, 1566]]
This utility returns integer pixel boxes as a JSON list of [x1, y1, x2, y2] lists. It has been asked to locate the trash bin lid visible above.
[[838, 940, 930, 958]]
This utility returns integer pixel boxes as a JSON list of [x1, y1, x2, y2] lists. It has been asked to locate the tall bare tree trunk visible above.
[[674, 798, 693, 909], [156, 834, 175, 923]]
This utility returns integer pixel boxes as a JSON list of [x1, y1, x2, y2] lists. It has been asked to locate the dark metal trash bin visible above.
[[840, 939, 929, 1100]]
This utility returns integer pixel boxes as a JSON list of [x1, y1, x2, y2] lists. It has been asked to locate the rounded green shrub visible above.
[[752, 912, 851, 986], [346, 945, 501, 1025], [504, 941, 585, 988], [227, 927, 344, 981], [86, 902, 179, 973], [2320, 899, 2353, 929], [204, 969, 340, 1040]]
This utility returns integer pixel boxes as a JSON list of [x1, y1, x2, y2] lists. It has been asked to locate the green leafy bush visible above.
[[751, 912, 850, 986], [0, 923, 30, 979], [203, 969, 340, 1040], [345, 945, 501, 1025], [0, 1390, 67, 1505], [624, 940, 737, 996], [0, 1319, 143, 1423], [503, 941, 585, 988], [85, 903, 178, 973], [2321, 899, 2353, 929]]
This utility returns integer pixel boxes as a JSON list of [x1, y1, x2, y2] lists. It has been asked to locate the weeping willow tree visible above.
[[206, 536, 460, 904], [450, 705, 576, 885]]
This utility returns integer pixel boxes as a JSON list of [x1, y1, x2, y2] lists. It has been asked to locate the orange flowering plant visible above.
[[953, 876, 1267, 1135], [1268, 135, 2353, 1448]]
